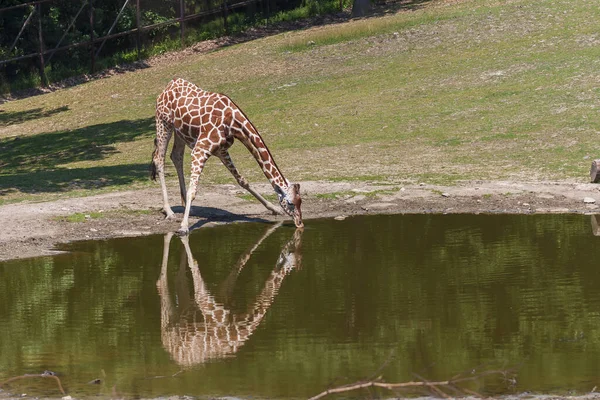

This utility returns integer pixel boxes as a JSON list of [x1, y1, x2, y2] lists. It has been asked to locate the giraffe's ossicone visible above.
[[150, 78, 303, 235]]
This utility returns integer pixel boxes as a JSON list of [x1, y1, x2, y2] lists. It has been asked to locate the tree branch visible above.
[[309, 369, 514, 400], [0, 373, 66, 395]]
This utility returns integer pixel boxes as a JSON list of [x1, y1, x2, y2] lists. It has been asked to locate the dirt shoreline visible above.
[[2, 179, 600, 262]]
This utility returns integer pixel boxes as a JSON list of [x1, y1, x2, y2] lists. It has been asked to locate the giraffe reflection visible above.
[[157, 224, 303, 366]]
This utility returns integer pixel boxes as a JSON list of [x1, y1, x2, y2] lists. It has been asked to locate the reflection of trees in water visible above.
[[306, 214, 600, 389], [2, 215, 600, 395], [157, 223, 303, 366], [0, 251, 142, 375]]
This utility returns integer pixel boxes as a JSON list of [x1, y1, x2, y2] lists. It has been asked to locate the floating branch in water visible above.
[[308, 368, 516, 400], [0, 371, 66, 395]]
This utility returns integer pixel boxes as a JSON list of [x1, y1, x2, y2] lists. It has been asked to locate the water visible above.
[[1, 214, 600, 399]]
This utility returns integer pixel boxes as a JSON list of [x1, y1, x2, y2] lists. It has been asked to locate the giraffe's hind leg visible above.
[[152, 118, 176, 219], [218, 151, 282, 215], [170, 134, 187, 207]]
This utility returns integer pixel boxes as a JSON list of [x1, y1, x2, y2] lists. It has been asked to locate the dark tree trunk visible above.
[[351, 0, 371, 17]]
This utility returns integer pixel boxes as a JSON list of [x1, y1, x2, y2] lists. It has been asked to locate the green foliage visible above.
[[0, 0, 343, 94]]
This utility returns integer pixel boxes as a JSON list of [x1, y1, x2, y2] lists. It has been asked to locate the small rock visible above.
[[419, 182, 426, 186], [441, 192, 450, 197], [400, 187, 405, 191], [84, 214, 91, 219], [584, 197, 596, 204], [62, 396, 73, 400], [522, 203, 530, 207], [90, 228, 98, 232], [334, 215, 347, 221]]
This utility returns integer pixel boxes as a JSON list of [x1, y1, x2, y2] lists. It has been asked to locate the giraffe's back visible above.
[[156, 78, 240, 145]]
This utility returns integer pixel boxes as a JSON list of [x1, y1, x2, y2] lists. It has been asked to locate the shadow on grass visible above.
[[0, 106, 69, 127], [0, 117, 155, 174], [0, 116, 156, 196], [0, 163, 151, 196]]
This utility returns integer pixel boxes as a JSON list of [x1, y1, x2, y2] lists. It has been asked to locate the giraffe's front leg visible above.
[[177, 147, 211, 236], [218, 151, 283, 215]]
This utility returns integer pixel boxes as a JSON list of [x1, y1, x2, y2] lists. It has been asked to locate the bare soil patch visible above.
[[2, 179, 600, 262]]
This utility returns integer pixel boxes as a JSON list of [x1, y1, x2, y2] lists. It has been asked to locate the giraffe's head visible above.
[[278, 183, 303, 228]]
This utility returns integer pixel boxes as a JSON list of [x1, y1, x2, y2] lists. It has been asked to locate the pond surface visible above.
[[2, 214, 600, 399]]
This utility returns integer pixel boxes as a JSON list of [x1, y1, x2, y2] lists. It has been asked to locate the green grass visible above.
[[315, 191, 355, 200], [237, 193, 279, 203], [315, 188, 400, 199], [55, 212, 105, 223], [2, 0, 600, 205], [53, 209, 153, 223], [280, 4, 455, 52]]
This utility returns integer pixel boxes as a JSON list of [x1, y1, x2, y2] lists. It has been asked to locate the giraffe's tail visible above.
[[149, 138, 158, 181]]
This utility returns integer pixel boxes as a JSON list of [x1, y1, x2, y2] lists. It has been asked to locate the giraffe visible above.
[[156, 223, 303, 366], [150, 78, 303, 235]]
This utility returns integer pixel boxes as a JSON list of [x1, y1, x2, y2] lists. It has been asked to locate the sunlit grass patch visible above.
[[55, 212, 104, 223], [280, 5, 457, 52], [237, 193, 279, 203], [315, 188, 400, 199]]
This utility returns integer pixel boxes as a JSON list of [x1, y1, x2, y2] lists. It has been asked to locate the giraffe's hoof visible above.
[[164, 212, 176, 220], [176, 227, 189, 236]]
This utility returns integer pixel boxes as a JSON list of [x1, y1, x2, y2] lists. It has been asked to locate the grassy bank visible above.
[[1, 0, 599, 205]]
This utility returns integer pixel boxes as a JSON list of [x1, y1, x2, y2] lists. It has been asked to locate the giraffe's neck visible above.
[[233, 110, 290, 192]]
